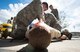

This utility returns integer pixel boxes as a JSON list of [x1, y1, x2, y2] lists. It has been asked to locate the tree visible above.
[[59, 11, 70, 29]]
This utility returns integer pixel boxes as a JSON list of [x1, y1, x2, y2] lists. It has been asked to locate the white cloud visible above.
[[41, 0, 80, 32], [8, 3, 28, 17], [0, 3, 28, 24], [73, 7, 80, 17], [0, 0, 80, 32], [0, 21, 3, 24]]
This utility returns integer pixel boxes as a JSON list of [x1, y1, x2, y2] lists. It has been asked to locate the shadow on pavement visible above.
[[0, 39, 28, 47], [17, 44, 48, 52], [0, 38, 62, 47]]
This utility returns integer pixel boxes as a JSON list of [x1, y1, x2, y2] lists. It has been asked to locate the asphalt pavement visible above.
[[0, 37, 80, 52]]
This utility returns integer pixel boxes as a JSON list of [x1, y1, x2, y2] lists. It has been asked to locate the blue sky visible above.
[[0, 0, 32, 9], [0, 0, 80, 32], [0, 0, 20, 9], [0, 0, 32, 23]]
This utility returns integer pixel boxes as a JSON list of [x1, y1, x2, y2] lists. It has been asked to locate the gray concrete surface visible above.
[[0, 37, 80, 52]]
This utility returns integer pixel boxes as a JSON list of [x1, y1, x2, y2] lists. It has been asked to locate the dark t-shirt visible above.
[[51, 9, 59, 20]]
